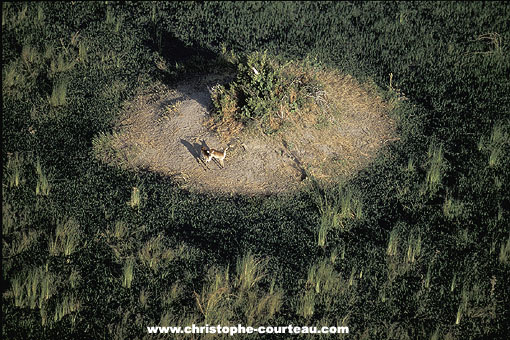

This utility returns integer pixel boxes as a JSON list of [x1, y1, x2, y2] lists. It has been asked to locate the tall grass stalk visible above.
[[78, 41, 88, 63], [69, 270, 80, 289], [443, 196, 464, 220], [53, 293, 80, 323], [48, 79, 68, 107], [430, 327, 440, 340], [490, 122, 505, 145], [380, 289, 387, 302], [6, 152, 23, 187], [40, 307, 48, 326], [35, 4, 45, 25], [35, 160, 51, 196], [349, 266, 356, 286], [114, 15, 123, 33], [387, 228, 399, 256], [478, 122, 508, 168], [4, 61, 20, 88], [12, 230, 39, 256], [105, 7, 115, 25], [159, 311, 173, 327], [18, 4, 28, 24], [195, 267, 231, 324], [12, 276, 23, 307], [241, 286, 282, 324], [455, 303, 463, 325], [488, 147, 502, 168], [406, 233, 422, 263], [407, 158, 415, 172], [456, 284, 469, 325], [236, 252, 266, 292], [130, 186, 141, 209], [49, 218, 81, 256], [162, 282, 182, 308], [113, 220, 127, 239], [44, 43, 54, 60], [306, 260, 341, 294], [425, 263, 432, 288], [1, 4, 7, 26], [316, 185, 363, 246], [139, 288, 148, 309], [424, 143, 445, 194], [317, 220, 328, 247], [122, 258, 135, 289], [11, 267, 57, 310], [21, 45, 39, 66], [499, 235, 510, 265], [298, 290, 315, 318], [451, 273, 457, 292], [330, 248, 338, 264], [2, 203, 15, 235]]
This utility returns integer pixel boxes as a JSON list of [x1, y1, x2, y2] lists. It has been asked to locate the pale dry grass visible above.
[[269, 67, 396, 182]]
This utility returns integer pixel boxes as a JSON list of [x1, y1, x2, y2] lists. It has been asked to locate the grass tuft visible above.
[[78, 40, 88, 63], [138, 234, 175, 272], [3, 60, 27, 99], [48, 218, 82, 257], [451, 273, 457, 292], [406, 232, 422, 263], [129, 186, 141, 209], [443, 195, 464, 220], [387, 228, 399, 256], [35, 160, 51, 196], [478, 122, 509, 168], [53, 293, 80, 323], [6, 152, 23, 188], [297, 289, 316, 318], [235, 251, 266, 292], [48, 79, 68, 107], [113, 220, 128, 239], [122, 258, 135, 288], [423, 143, 445, 195], [194, 266, 231, 324], [499, 235, 510, 265], [21, 45, 39, 66], [315, 183, 363, 247], [11, 266, 58, 312]]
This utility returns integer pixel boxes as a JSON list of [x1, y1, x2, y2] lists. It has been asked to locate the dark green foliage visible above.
[[2, 2, 509, 340], [211, 51, 322, 133]]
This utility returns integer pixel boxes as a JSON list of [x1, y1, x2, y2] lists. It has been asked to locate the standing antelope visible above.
[[201, 146, 229, 168]]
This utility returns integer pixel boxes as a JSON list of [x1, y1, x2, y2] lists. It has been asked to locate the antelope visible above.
[[201, 146, 229, 168]]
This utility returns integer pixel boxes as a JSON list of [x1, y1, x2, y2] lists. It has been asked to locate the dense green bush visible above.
[[210, 50, 323, 134]]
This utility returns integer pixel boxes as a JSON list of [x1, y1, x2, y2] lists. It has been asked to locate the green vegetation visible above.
[[2, 2, 509, 340], [211, 51, 323, 135]]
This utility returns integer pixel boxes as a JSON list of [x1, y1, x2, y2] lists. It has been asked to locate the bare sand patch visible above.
[[94, 72, 396, 195]]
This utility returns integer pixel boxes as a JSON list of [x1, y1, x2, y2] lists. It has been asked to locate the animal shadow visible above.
[[180, 139, 206, 168]]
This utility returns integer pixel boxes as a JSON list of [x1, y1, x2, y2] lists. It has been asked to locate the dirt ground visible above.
[[100, 73, 396, 195]]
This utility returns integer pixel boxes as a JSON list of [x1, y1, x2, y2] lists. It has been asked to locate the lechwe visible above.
[[201, 145, 229, 168]]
